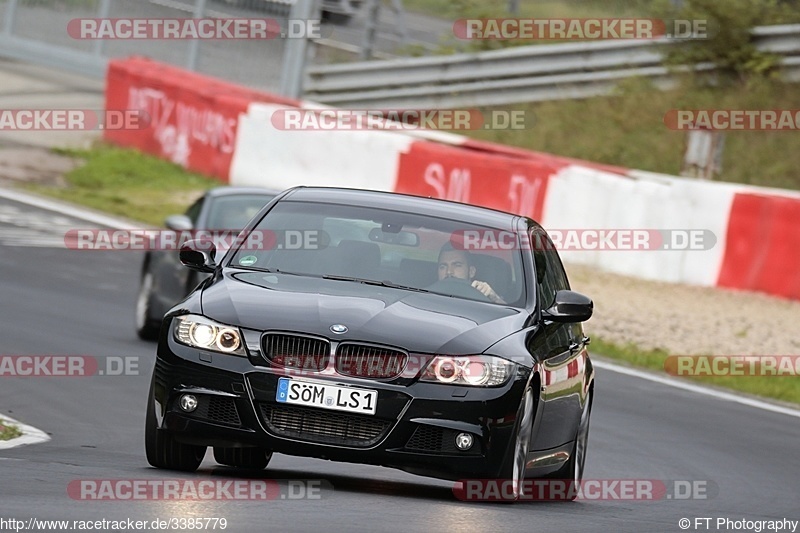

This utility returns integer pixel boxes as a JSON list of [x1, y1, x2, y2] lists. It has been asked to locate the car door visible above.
[[530, 228, 586, 450]]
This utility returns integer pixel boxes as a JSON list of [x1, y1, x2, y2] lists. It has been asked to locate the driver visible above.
[[437, 243, 506, 304]]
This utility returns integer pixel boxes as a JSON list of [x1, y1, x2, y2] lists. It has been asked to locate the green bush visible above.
[[665, 0, 800, 84]]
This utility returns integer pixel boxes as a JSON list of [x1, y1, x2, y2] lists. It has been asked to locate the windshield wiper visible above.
[[235, 266, 313, 277], [322, 275, 430, 293]]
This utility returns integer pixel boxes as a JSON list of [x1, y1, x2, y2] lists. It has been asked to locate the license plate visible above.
[[276, 377, 377, 415]]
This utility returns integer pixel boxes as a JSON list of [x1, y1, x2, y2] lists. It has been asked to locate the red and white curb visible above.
[[0, 414, 50, 450]]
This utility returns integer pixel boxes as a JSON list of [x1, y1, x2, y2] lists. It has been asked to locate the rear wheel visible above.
[[213, 447, 272, 470], [145, 380, 206, 472], [135, 269, 160, 341]]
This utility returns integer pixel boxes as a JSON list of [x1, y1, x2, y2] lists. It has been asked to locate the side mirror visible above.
[[165, 214, 193, 231], [179, 240, 216, 273], [542, 290, 593, 323]]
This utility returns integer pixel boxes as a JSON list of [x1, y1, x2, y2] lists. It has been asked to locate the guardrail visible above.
[[304, 24, 800, 108]]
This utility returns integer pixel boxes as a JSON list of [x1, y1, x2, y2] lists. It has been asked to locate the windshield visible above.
[[229, 200, 526, 307], [206, 194, 275, 230]]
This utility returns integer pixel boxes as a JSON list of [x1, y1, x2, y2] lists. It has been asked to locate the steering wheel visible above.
[[428, 277, 491, 302]]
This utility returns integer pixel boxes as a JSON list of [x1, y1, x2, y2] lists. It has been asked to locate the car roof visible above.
[[280, 187, 523, 230], [206, 186, 283, 198]]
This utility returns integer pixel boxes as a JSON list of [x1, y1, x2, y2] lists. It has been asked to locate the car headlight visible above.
[[420, 355, 515, 386], [173, 315, 246, 356]]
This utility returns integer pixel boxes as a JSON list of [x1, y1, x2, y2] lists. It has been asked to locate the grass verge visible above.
[[23, 144, 221, 227], [0, 419, 23, 441], [591, 338, 800, 404]]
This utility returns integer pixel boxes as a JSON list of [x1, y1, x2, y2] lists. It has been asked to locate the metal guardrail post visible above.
[[186, 0, 208, 71], [92, 0, 112, 57], [389, 0, 409, 46], [280, 0, 319, 98], [360, 0, 380, 60], [3, 0, 20, 35]]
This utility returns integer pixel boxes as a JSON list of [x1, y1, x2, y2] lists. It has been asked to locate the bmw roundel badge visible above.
[[330, 324, 348, 334]]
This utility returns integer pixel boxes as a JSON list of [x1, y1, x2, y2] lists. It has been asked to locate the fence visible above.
[[0, 0, 299, 93]]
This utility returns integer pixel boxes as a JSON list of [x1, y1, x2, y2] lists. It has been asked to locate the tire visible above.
[[500, 387, 535, 501], [549, 388, 592, 501], [213, 447, 273, 470], [145, 380, 206, 472], [135, 269, 161, 341]]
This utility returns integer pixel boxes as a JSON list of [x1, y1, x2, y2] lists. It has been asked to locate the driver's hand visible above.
[[472, 281, 506, 304]]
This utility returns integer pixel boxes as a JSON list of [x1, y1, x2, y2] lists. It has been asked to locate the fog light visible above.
[[455, 432, 474, 451], [179, 394, 198, 412]]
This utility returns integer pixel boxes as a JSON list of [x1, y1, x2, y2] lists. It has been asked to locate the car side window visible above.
[[185, 198, 203, 226], [532, 230, 569, 311]]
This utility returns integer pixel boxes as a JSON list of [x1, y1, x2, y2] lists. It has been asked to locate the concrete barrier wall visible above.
[[229, 103, 414, 192], [541, 165, 735, 287], [719, 193, 800, 299], [104, 57, 297, 178]]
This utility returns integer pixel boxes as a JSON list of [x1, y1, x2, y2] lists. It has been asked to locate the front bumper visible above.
[[152, 334, 532, 481]]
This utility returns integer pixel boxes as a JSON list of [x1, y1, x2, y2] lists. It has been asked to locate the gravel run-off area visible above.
[[566, 263, 800, 357]]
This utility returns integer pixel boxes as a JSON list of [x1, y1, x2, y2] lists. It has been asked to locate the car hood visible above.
[[200, 270, 526, 355]]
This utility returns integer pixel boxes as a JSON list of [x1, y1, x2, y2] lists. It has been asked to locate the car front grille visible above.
[[335, 343, 408, 379], [263, 333, 330, 372], [260, 404, 390, 447], [193, 396, 241, 427], [405, 425, 481, 455]]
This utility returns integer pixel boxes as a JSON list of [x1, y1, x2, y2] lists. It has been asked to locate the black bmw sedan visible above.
[[146, 187, 594, 500]]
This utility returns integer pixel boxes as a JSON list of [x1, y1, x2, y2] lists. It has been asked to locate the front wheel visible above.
[[549, 388, 592, 501], [145, 380, 206, 472], [500, 387, 535, 501], [135, 269, 161, 341]]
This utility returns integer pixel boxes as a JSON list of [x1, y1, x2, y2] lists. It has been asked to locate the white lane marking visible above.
[[0, 414, 50, 450], [4, 188, 799, 420], [594, 359, 800, 419], [0, 188, 142, 248], [0, 204, 71, 248], [0, 188, 140, 230]]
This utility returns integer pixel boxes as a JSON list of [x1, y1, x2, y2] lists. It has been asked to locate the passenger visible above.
[[436, 243, 506, 304]]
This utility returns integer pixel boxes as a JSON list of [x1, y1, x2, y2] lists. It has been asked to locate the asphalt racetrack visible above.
[[1, 194, 798, 532]]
